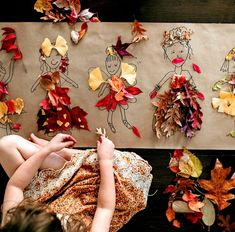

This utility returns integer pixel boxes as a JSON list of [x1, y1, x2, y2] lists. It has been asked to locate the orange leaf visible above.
[[132, 19, 148, 43], [70, 22, 88, 44], [198, 159, 235, 211], [166, 207, 175, 222], [172, 219, 181, 228]]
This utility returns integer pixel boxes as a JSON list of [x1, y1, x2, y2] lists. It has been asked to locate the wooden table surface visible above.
[[0, 1, 235, 231]]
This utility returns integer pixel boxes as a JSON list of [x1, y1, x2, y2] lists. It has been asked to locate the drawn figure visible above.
[[150, 26, 204, 138], [31, 35, 89, 134], [212, 48, 235, 137], [88, 45, 142, 137], [0, 27, 24, 135]]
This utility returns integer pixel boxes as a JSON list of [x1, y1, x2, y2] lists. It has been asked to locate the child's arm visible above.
[[1, 134, 75, 226], [90, 136, 115, 232]]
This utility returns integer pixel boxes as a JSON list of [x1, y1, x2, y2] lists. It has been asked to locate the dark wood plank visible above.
[[0, 1, 235, 231]]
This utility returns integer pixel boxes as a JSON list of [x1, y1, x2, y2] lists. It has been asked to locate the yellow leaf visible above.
[[88, 67, 105, 91], [0, 102, 8, 119], [14, 98, 24, 114], [34, 0, 53, 13], [121, 63, 136, 85], [188, 152, 203, 178]]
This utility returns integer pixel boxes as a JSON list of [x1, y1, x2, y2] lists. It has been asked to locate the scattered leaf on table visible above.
[[172, 200, 194, 213], [218, 214, 235, 232], [198, 159, 235, 211], [34, 0, 53, 13], [201, 198, 216, 227], [132, 19, 148, 43]]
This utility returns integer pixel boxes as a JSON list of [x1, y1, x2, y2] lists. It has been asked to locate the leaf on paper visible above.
[[198, 159, 235, 211], [132, 126, 141, 138], [70, 22, 88, 44], [193, 63, 201, 74], [112, 36, 133, 59], [212, 78, 228, 91], [229, 130, 235, 138], [212, 91, 235, 116], [132, 19, 148, 43]]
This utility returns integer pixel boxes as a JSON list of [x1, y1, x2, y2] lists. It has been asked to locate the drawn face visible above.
[[0, 61, 6, 81], [45, 49, 61, 70], [105, 55, 121, 75], [165, 42, 189, 67]]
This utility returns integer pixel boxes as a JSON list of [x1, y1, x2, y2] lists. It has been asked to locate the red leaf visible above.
[[172, 57, 184, 64], [10, 123, 22, 130], [193, 64, 201, 73], [90, 17, 100, 22], [5, 100, 16, 114], [112, 36, 133, 59], [164, 185, 175, 193], [197, 91, 205, 100], [132, 126, 141, 138], [3, 33, 16, 41], [2, 27, 15, 35], [13, 49, 23, 60], [149, 89, 157, 99], [71, 106, 89, 130], [185, 212, 203, 224], [125, 86, 142, 95]]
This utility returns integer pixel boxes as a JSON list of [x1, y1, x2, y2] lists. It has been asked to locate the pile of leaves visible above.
[[0, 82, 24, 131], [34, 0, 99, 44], [37, 71, 89, 133], [212, 74, 235, 138], [153, 75, 204, 138], [164, 148, 235, 231]]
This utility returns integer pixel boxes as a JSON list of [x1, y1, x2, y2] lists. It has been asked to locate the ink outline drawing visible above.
[[88, 40, 142, 137], [150, 26, 204, 139]]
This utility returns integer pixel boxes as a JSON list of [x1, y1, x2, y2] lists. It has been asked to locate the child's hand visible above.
[[97, 136, 114, 162], [46, 133, 76, 153]]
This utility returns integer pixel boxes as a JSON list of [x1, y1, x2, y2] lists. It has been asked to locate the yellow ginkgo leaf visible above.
[[212, 91, 235, 116], [88, 67, 105, 91], [55, 35, 68, 57], [121, 63, 137, 85], [34, 0, 53, 13], [0, 102, 8, 119], [41, 38, 54, 57], [14, 98, 24, 114]]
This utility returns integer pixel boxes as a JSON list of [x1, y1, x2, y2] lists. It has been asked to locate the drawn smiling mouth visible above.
[[51, 60, 59, 65]]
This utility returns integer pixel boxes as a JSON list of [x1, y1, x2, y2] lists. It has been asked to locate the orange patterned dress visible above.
[[24, 149, 153, 231]]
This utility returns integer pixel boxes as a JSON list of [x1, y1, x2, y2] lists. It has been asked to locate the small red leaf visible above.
[[2, 27, 15, 35], [193, 63, 201, 73], [197, 91, 205, 100], [172, 57, 184, 64], [149, 89, 157, 99], [11, 123, 22, 130], [132, 125, 141, 138]]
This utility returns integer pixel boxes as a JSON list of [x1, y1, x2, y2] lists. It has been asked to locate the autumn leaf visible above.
[[112, 36, 133, 59], [166, 207, 175, 222], [198, 159, 235, 211], [193, 63, 201, 74], [218, 214, 235, 232], [70, 22, 88, 44], [34, 0, 53, 13], [132, 20, 148, 43]]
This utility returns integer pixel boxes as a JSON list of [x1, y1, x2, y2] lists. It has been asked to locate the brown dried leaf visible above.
[[198, 159, 235, 211], [34, 0, 53, 13], [218, 214, 235, 232]]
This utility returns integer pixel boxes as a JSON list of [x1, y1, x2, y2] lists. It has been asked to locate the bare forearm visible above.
[[97, 160, 115, 210]]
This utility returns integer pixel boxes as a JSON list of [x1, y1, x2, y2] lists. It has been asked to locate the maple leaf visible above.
[[112, 36, 133, 59], [218, 214, 235, 232], [198, 159, 235, 211]]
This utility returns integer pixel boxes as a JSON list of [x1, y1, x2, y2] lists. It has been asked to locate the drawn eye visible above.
[[180, 50, 184, 53], [114, 64, 118, 67], [108, 65, 111, 68], [171, 51, 175, 54]]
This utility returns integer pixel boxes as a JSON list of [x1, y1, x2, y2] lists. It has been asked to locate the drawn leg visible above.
[[119, 106, 132, 129], [107, 110, 116, 133]]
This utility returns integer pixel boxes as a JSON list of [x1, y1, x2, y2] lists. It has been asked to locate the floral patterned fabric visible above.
[[24, 149, 153, 231]]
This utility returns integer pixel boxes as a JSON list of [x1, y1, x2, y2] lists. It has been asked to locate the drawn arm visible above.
[[60, 73, 79, 88], [2, 60, 15, 84]]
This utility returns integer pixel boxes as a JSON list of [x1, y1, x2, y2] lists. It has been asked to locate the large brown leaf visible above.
[[198, 159, 235, 211]]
